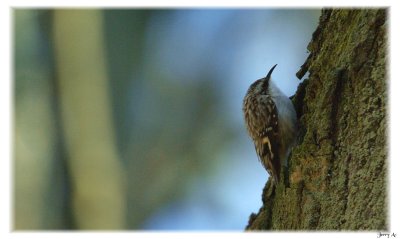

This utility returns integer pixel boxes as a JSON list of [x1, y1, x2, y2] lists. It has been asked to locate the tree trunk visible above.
[[52, 10, 126, 229], [246, 9, 387, 230]]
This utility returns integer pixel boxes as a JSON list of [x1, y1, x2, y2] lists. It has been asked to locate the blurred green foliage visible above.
[[14, 9, 234, 230]]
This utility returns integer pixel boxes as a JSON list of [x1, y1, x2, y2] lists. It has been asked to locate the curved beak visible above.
[[265, 64, 278, 81]]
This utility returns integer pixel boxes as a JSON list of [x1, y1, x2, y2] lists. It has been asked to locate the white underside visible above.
[[268, 80, 298, 165]]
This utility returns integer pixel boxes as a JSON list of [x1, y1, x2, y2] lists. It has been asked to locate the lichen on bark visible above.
[[246, 9, 388, 231]]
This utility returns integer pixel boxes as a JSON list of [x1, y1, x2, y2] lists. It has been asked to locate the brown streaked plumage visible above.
[[243, 64, 297, 185]]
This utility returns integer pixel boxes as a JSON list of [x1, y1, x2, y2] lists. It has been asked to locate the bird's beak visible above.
[[265, 64, 278, 81]]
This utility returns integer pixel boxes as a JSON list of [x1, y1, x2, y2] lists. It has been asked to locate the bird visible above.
[[243, 64, 297, 185]]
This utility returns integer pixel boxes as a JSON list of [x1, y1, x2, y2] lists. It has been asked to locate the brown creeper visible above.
[[243, 64, 297, 184]]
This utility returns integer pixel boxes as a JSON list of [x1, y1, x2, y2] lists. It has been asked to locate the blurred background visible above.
[[13, 8, 320, 230]]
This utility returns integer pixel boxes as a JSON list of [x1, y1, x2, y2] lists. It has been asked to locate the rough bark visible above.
[[246, 9, 387, 230]]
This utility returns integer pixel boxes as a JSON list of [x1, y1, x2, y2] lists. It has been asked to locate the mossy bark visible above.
[[246, 9, 387, 231]]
